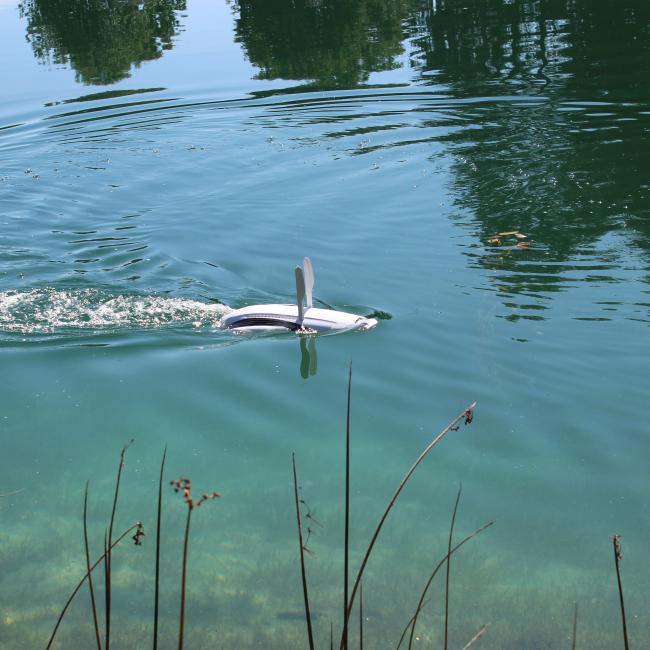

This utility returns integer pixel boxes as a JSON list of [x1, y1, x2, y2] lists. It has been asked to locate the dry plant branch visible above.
[[83, 482, 102, 650], [461, 623, 490, 650], [170, 478, 220, 650], [153, 447, 167, 650], [406, 520, 494, 650], [340, 402, 477, 650], [359, 580, 364, 650], [343, 363, 352, 650], [612, 534, 630, 650], [444, 484, 462, 650], [46, 522, 143, 650], [105, 440, 133, 650], [292, 453, 315, 650]]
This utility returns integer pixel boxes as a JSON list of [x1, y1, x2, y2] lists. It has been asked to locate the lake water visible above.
[[1, 1, 649, 648]]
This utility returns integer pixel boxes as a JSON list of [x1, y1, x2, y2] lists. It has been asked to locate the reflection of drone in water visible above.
[[222, 257, 378, 380], [299, 335, 317, 379]]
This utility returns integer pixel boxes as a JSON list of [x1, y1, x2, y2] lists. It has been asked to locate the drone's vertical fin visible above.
[[295, 266, 305, 323], [303, 257, 314, 310]]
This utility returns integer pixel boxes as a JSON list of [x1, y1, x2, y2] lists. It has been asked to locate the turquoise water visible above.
[[1, 1, 650, 648]]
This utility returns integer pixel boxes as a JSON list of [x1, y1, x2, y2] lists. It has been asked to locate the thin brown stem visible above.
[[105, 440, 133, 650], [170, 478, 219, 650], [396, 616, 415, 650], [153, 447, 167, 650], [340, 403, 477, 650], [395, 601, 430, 650], [104, 538, 110, 647], [103, 532, 109, 649], [444, 485, 462, 650], [178, 507, 192, 650], [46, 523, 142, 650], [407, 521, 494, 650], [461, 623, 490, 650], [359, 580, 364, 650], [292, 453, 315, 650], [343, 363, 352, 650], [571, 602, 578, 650], [612, 534, 630, 650], [83, 482, 102, 650]]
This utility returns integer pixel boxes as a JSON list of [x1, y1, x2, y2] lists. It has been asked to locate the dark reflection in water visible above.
[[14, 0, 650, 322], [411, 0, 650, 98], [232, 0, 412, 87], [299, 336, 318, 379], [405, 1, 650, 312], [19, 0, 187, 84], [231, 0, 650, 314]]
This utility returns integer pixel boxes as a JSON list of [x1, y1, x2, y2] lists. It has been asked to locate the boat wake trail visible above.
[[0, 288, 231, 336]]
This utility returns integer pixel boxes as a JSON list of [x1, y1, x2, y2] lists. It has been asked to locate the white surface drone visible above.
[[221, 257, 378, 334]]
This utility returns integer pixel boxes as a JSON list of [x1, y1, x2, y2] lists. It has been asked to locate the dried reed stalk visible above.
[[359, 580, 364, 650], [612, 534, 630, 650], [179, 508, 191, 649], [406, 520, 494, 650], [571, 602, 578, 650], [343, 364, 352, 650], [103, 533, 109, 646], [339, 402, 477, 650], [153, 447, 167, 650], [395, 602, 430, 650], [444, 485, 462, 650], [83, 482, 102, 650], [397, 621, 413, 650], [46, 522, 143, 650], [105, 440, 133, 650], [170, 478, 220, 650], [292, 453, 315, 650], [460, 623, 490, 650]]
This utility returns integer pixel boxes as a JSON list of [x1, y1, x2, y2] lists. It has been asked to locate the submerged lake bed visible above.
[[1, 0, 649, 648]]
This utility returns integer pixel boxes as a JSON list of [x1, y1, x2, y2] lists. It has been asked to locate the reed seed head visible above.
[[171, 478, 220, 510], [464, 407, 474, 425], [132, 522, 145, 546]]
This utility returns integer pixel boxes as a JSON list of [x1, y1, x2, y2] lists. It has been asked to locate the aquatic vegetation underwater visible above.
[[3, 370, 641, 650]]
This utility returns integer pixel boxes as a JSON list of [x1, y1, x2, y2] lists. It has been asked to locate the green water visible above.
[[1, 0, 649, 648]]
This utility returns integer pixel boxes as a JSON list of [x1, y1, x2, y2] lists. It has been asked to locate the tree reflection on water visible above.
[[232, 0, 412, 87], [405, 1, 650, 305], [18, 0, 650, 305], [19, 0, 187, 85]]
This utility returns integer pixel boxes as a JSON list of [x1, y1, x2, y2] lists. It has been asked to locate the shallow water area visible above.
[[1, 1, 650, 648]]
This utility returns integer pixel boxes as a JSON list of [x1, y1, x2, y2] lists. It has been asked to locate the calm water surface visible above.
[[1, 1, 649, 648]]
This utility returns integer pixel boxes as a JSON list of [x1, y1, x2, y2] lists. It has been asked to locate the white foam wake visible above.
[[0, 288, 231, 334]]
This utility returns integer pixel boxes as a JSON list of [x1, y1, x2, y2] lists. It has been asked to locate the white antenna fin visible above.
[[295, 266, 305, 323], [303, 257, 314, 310]]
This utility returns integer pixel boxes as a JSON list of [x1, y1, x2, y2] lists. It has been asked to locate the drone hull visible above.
[[221, 304, 377, 333]]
